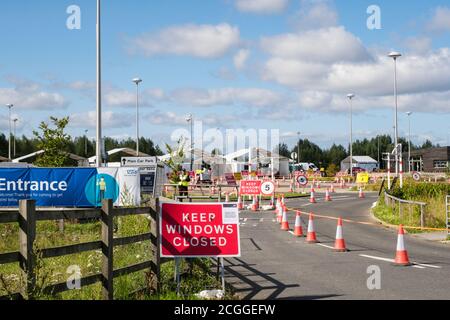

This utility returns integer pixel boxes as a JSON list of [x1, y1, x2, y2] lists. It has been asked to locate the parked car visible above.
[[350, 167, 366, 174]]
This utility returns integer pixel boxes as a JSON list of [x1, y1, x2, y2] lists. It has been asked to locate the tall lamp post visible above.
[[96, 0, 103, 167], [186, 114, 194, 171], [347, 94, 355, 177], [132, 78, 143, 156], [388, 51, 402, 176], [406, 111, 412, 173], [84, 129, 89, 157], [13, 118, 18, 158], [297, 132, 301, 164], [6, 104, 13, 160]]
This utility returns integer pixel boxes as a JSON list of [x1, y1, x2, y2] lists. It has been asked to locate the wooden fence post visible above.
[[101, 199, 114, 300], [151, 198, 161, 294], [18, 199, 36, 299]]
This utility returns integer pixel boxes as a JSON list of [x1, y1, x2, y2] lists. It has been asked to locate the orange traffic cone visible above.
[[237, 195, 243, 210], [334, 218, 348, 252], [359, 187, 365, 199], [251, 196, 257, 211], [281, 195, 286, 206], [325, 189, 332, 202], [394, 225, 411, 266], [281, 209, 290, 231], [330, 184, 335, 193], [294, 211, 304, 237], [310, 189, 317, 204], [306, 213, 319, 243]]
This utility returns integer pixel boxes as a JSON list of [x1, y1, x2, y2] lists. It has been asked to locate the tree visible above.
[[276, 143, 291, 158], [33, 117, 72, 167]]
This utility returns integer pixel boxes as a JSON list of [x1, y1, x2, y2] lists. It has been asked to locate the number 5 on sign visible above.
[[260, 181, 275, 196]]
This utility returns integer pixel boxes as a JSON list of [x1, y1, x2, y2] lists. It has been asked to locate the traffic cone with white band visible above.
[[281, 208, 290, 231], [294, 211, 304, 237], [310, 189, 317, 204], [394, 225, 411, 266], [237, 195, 243, 210], [359, 187, 365, 199], [325, 189, 332, 202], [306, 213, 319, 243], [334, 218, 348, 252]]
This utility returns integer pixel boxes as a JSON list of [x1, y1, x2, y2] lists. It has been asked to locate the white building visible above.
[[341, 156, 379, 173]]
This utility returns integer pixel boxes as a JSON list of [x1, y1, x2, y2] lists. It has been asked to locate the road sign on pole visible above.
[[260, 181, 275, 196], [412, 171, 421, 182], [240, 180, 263, 195], [297, 174, 308, 186], [160, 202, 241, 258]]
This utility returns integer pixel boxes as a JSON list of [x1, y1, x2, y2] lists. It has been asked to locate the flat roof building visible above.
[[408, 147, 450, 173]]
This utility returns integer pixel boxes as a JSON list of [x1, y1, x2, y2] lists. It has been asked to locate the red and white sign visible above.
[[260, 181, 275, 196], [240, 180, 262, 195], [297, 174, 308, 186], [160, 203, 241, 258]]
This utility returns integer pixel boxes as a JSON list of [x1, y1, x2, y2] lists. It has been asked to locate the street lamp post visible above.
[[406, 112, 412, 173], [347, 94, 355, 177], [388, 51, 402, 176], [84, 129, 89, 157], [96, 0, 103, 167], [13, 118, 18, 158], [186, 114, 194, 171], [297, 132, 300, 164], [132, 78, 143, 156], [6, 104, 13, 160]]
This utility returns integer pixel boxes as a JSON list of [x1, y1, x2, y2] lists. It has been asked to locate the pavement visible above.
[[224, 192, 450, 300]]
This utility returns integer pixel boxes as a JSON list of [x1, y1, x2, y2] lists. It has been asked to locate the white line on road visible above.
[[317, 243, 335, 250], [359, 254, 441, 269]]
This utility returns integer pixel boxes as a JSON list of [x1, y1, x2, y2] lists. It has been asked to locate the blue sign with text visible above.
[[0, 168, 98, 207]]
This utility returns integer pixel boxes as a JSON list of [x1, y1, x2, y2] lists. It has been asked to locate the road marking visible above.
[[317, 243, 335, 250], [260, 218, 264, 223], [288, 231, 295, 236], [414, 263, 441, 269], [244, 218, 248, 222], [359, 254, 441, 269], [359, 254, 395, 263]]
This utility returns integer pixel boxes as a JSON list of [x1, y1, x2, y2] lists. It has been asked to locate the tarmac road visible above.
[[225, 192, 450, 300]]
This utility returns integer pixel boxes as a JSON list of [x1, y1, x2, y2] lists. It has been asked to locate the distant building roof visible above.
[[88, 148, 150, 163], [13, 150, 87, 163], [0, 156, 9, 162], [341, 156, 378, 164]]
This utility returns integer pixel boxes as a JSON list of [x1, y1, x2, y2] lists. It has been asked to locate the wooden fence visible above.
[[0, 199, 160, 300]]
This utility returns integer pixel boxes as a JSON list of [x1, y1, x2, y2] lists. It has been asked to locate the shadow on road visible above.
[[224, 257, 301, 300]]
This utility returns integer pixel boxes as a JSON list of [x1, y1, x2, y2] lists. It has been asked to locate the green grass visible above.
[[0, 214, 235, 300]]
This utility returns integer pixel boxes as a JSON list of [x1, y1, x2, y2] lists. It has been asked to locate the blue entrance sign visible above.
[[0, 168, 97, 207]]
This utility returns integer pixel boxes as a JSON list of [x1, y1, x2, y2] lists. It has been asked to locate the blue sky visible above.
[[1, 0, 450, 151]]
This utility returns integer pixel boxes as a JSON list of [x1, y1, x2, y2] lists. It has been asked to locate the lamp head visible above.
[[6, 104, 13, 108], [388, 51, 402, 59], [347, 93, 355, 100], [132, 78, 143, 85], [406, 111, 412, 116], [186, 114, 193, 122]]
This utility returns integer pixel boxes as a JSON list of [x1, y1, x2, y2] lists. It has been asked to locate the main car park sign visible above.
[[240, 180, 262, 195], [160, 203, 241, 258]]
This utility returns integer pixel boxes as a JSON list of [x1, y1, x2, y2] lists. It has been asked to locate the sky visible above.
[[0, 0, 450, 151]]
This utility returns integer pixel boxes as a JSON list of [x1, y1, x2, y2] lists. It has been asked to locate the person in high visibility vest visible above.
[[178, 170, 190, 197]]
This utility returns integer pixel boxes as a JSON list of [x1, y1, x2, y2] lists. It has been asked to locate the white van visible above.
[[294, 163, 319, 172]]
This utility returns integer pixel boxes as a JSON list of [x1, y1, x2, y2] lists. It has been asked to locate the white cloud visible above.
[[0, 86, 68, 111], [404, 36, 432, 54], [234, 49, 250, 70], [129, 23, 240, 58], [427, 6, 450, 33], [70, 111, 133, 129], [235, 0, 289, 14], [170, 87, 284, 108], [261, 27, 371, 64], [291, 0, 338, 31]]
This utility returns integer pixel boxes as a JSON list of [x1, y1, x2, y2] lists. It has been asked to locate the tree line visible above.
[[278, 135, 440, 171]]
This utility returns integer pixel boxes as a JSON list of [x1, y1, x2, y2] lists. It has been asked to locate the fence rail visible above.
[[0, 199, 161, 300], [384, 192, 427, 228]]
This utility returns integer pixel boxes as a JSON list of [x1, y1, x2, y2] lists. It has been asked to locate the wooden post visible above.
[[19, 200, 36, 299], [420, 205, 425, 229], [101, 199, 114, 300], [151, 198, 161, 294]]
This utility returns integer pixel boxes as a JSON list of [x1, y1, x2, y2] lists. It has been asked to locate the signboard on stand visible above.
[[240, 180, 263, 195], [160, 203, 241, 258]]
